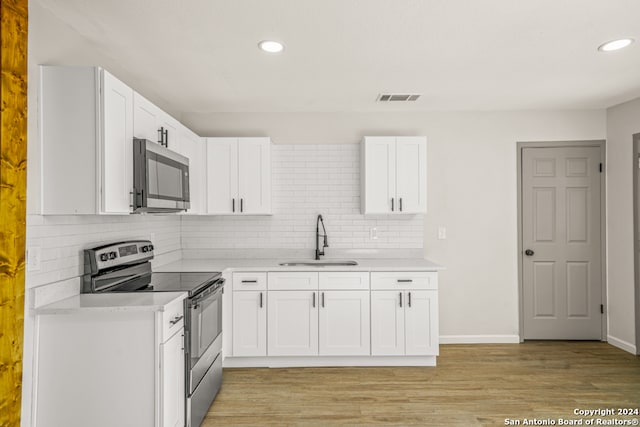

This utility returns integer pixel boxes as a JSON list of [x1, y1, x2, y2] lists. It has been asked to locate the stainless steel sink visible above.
[[279, 260, 358, 267]]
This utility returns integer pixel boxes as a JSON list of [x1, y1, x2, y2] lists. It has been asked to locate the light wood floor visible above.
[[203, 342, 640, 426]]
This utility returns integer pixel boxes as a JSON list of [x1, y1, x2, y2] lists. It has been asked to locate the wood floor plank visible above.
[[203, 342, 640, 426]]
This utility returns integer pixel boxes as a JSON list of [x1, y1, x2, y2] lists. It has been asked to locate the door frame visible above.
[[516, 140, 607, 342], [633, 133, 640, 354]]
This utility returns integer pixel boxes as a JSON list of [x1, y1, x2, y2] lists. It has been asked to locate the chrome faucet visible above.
[[315, 214, 329, 260]]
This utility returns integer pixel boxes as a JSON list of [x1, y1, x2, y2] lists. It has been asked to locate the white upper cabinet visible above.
[[101, 71, 134, 214], [205, 137, 272, 215], [40, 66, 133, 215], [176, 128, 206, 215], [361, 136, 427, 214], [133, 92, 179, 149]]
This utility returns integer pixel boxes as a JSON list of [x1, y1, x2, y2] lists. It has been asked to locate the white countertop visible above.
[[35, 292, 187, 315], [155, 258, 444, 273]]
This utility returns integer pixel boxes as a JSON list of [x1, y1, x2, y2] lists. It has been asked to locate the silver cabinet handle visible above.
[[312, 292, 316, 308], [232, 198, 235, 212], [242, 280, 258, 283], [391, 198, 394, 212], [399, 197, 403, 212], [240, 198, 244, 213], [399, 292, 402, 308], [169, 315, 183, 326], [321, 292, 325, 308], [259, 292, 263, 308], [408, 291, 412, 308], [397, 279, 413, 283]]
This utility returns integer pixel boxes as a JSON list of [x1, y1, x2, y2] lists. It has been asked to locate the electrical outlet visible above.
[[370, 227, 378, 240], [27, 247, 42, 271], [438, 227, 447, 240]]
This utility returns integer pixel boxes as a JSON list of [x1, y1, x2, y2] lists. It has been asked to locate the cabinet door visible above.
[[232, 291, 266, 356], [362, 137, 396, 214], [158, 113, 180, 150], [319, 291, 370, 356], [395, 137, 427, 213], [178, 129, 205, 215], [160, 330, 185, 427], [371, 291, 405, 356], [268, 291, 318, 356], [133, 92, 163, 142], [101, 70, 134, 214], [404, 290, 438, 356], [206, 138, 238, 214], [238, 138, 271, 214]]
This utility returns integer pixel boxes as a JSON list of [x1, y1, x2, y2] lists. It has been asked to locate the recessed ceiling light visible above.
[[598, 38, 634, 52], [258, 40, 284, 53]]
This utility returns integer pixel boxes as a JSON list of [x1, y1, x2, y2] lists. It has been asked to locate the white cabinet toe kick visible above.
[[227, 271, 439, 368]]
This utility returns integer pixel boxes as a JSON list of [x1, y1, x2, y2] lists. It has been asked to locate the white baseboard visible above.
[[224, 356, 437, 368], [440, 335, 520, 344], [607, 335, 637, 355]]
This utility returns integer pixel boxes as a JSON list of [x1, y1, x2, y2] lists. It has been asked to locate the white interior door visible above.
[[267, 291, 318, 356], [395, 137, 427, 213], [522, 146, 603, 339], [206, 138, 238, 214], [101, 70, 133, 214], [237, 137, 271, 214]]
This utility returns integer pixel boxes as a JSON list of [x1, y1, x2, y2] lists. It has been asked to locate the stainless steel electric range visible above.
[[82, 240, 223, 427]]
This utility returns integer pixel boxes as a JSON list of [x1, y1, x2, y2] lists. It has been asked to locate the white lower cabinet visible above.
[[229, 270, 439, 365], [318, 290, 370, 356], [371, 271, 439, 357], [268, 291, 318, 356], [161, 329, 186, 427], [232, 290, 267, 356], [33, 295, 186, 427]]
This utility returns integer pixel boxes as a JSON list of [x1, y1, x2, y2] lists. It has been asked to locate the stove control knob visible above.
[[148, 244, 154, 251], [108, 251, 117, 260], [141, 246, 148, 253], [99, 253, 109, 262]]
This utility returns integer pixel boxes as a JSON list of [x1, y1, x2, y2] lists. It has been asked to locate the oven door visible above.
[[133, 138, 190, 212], [186, 281, 223, 393]]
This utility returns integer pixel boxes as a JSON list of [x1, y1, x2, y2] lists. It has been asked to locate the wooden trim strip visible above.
[[0, 0, 28, 425]]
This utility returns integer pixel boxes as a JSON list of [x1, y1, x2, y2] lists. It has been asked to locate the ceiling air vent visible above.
[[376, 93, 421, 102]]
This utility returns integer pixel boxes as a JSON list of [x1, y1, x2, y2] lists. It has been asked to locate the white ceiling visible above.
[[36, 0, 640, 113]]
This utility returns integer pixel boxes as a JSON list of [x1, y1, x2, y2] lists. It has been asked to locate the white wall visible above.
[[605, 97, 640, 354], [182, 144, 423, 253], [183, 110, 607, 341]]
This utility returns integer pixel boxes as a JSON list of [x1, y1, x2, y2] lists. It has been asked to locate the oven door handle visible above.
[[189, 279, 225, 306]]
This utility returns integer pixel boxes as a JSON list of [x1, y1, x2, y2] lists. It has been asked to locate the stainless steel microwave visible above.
[[132, 138, 190, 213]]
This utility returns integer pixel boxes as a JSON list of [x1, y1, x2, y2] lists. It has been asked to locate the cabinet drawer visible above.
[[268, 272, 318, 290], [370, 272, 438, 290], [160, 297, 185, 343], [319, 272, 370, 290], [233, 272, 267, 291]]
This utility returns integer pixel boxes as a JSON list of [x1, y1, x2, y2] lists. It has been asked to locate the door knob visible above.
[[524, 249, 534, 256]]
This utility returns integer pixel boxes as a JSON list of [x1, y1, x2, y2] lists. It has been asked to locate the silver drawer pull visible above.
[[397, 279, 413, 283], [169, 315, 183, 326], [241, 280, 258, 283]]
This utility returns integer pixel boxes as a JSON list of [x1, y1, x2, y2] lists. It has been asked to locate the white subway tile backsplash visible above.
[[181, 144, 423, 251], [26, 214, 181, 289]]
